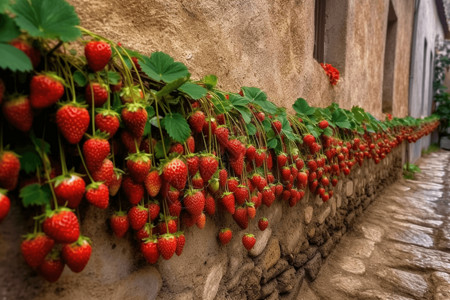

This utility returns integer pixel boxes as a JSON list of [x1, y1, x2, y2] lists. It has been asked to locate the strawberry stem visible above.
[[57, 132, 68, 175], [154, 99, 168, 159], [76, 143, 95, 183]]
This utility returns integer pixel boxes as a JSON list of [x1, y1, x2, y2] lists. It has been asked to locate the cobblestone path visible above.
[[298, 151, 450, 300]]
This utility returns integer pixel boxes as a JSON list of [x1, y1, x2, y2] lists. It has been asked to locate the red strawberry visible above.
[[303, 134, 316, 146], [277, 153, 288, 167], [83, 136, 110, 171], [56, 103, 90, 144], [162, 158, 188, 190], [121, 103, 148, 138], [242, 233, 256, 250], [21, 233, 54, 268], [281, 166, 291, 181], [307, 159, 318, 172], [255, 150, 266, 167], [186, 154, 200, 176], [38, 250, 65, 282], [157, 217, 178, 236], [258, 217, 268, 231], [175, 232, 185, 256], [266, 151, 273, 170], [110, 211, 129, 238], [215, 126, 229, 147], [247, 203, 256, 219], [43, 208, 80, 243], [230, 154, 244, 176], [321, 176, 330, 186], [227, 139, 245, 158], [221, 192, 235, 214], [141, 237, 159, 264], [255, 112, 265, 122], [136, 223, 153, 240], [168, 199, 182, 216], [188, 110, 206, 133], [186, 136, 195, 153], [183, 189, 205, 217], [169, 143, 184, 155], [196, 212, 206, 229], [109, 169, 123, 196], [145, 170, 162, 197], [147, 201, 160, 221], [54, 174, 86, 209], [126, 152, 151, 183], [318, 120, 329, 129], [120, 130, 141, 153], [0, 190, 10, 221], [216, 113, 225, 124], [91, 159, 114, 187], [0, 151, 20, 191], [297, 172, 308, 188], [10, 39, 40, 67], [272, 120, 282, 134], [267, 172, 275, 183], [2, 96, 33, 132], [218, 228, 232, 245], [296, 158, 305, 170], [158, 233, 177, 260], [95, 109, 120, 137], [199, 154, 218, 182], [62, 236, 92, 273], [218, 169, 228, 188], [202, 118, 217, 136], [331, 176, 338, 186], [122, 175, 144, 205], [30, 73, 65, 108], [85, 182, 109, 209], [131, 57, 142, 71], [246, 145, 256, 161], [235, 185, 249, 205], [205, 194, 216, 215], [233, 206, 248, 229], [85, 82, 108, 107], [227, 177, 239, 193], [192, 172, 204, 189], [262, 187, 275, 207], [128, 205, 148, 230], [85, 41, 111, 72]]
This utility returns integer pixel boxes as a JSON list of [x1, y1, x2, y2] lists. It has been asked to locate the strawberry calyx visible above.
[[86, 181, 104, 190], [40, 72, 66, 86], [69, 235, 92, 247], [142, 236, 158, 244], [220, 227, 231, 234], [21, 231, 48, 241], [57, 101, 88, 108], [95, 108, 120, 118], [126, 152, 152, 163]]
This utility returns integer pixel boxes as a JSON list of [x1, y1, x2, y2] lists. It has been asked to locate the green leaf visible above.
[[267, 138, 278, 149], [15, 145, 41, 174], [0, 0, 10, 13], [106, 71, 121, 85], [306, 124, 320, 138], [143, 106, 156, 136], [229, 94, 251, 107], [161, 113, 191, 143], [262, 119, 272, 132], [234, 106, 252, 124], [0, 43, 32, 71], [202, 74, 217, 90], [139, 52, 189, 83], [73, 70, 87, 87], [211, 96, 232, 114], [12, 0, 80, 42], [156, 76, 189, 99], [19, 183, 51, 207], [178, 81, 207, 99], [293, 98, 315, 116], [246, 123, 257, 135], [154, 137, 170, 159], [351, 106, 368, 123], [0, 14, 20, 42], [241, 86, 277, 114], [323, 127, 333, 136], [335, 120, 352, 129]]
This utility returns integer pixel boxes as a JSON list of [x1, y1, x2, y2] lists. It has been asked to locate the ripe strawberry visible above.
[[275, 184, 283, 196], [56, 103, 90, 144], [110, 211, 129, 238], [141, 237, 159, 264], [255, 112, 265, 121], [188, 110, 206, 133], [145, 170, 162, 197], [229, 154, 244, 176], [85, 41, 111, 72], [218, 228, 232, 245], [166, 186, 180, 203], [196, 212, 206, 229], [168, 199, 182, 217], [331, 176, 338, 187], [258, 217, 268, 231], [192, 172, 204, 189], [43, 208, 80, 243], [255, 150, 266, 167], [120, 130, 141, 153], [297, 172, 308, 188], [85, 82, 108, 107], [162, 158, 188, 190], [307, 159, 318, 172], [262, 187, 275, 207], [186, 136, 195, 153], [62, 236, 92, 273], [21, 233, 54, 268], [109, 169, 123, 197], [219, 169, 228, 188], [247, 203, 256, 219], [131, 57, 142, 71], [83, 136, 110, 171], [10, 39, 40, 67], [183, 189, 205, 217], [38, 250, 65, 282], [175, 232, 185, 256], [246, 145, 256, 161], [121, 103, 148, 138], [303, 134, 316, 146], [126, 152, 151, 183], [95, 109, 120, 138], [2, 96, 33, 132], [91, 159, 114, 187], [205, 194, 216, 215], [227, 139, 245, 158], [215, 126, 229, 147], [277, 153, 288, 167], [227, 177, 239, 192], [199, 154, 219, 182], [30, 73, 65, 108], [232, 206, 248, 229], [54, 174, 85, 209], [272, 120, 282, 134], [147, 201, 160, 221], [128, 205, 148, 230], [202, 117, 217, 136], [122, 175, 144, 205], [186, 154, 200, 177], [235, 185, 249, 205], [158, 218, 177, 234], [136, 223, 153, 240], [0, 190, 10, 222], [0, 151, 20, 191], [321, 176, 330, 186], [221, 192, 235, 214], [281, 166, 291, 181], [242, 233, 256, 250], [169, 143, 184, 155], [158, 233, 177, 260], [85, 182, 109, 209], [318, 120, 329, 129]]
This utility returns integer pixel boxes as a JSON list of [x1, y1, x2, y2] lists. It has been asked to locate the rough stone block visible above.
[[202, 263, 224, 300], [263, 259, 289, 284], [304, 206, 313, 224], [318, 238, 334, 258], [345, 211, 356, 227], [305, 253, 322, 281], [260, 279, 277, 299], [293, 253, 308, 268], [249, 228, 272, 257], [256, 238, 280, 271], [346, 181, 354, 196], [318, 207, 331, 224], [304, 245, 318, 259], [277, 267, 297, 293]]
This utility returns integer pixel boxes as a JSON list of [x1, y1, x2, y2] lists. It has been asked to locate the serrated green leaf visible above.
[[12, 0, 80, 42], [351, 106, 367, 122], [211, 96, 232, 114], [73, 70, 87, 87], [178, 81, 207, 99], [156, 76, 189, 99], [0, 43, 32, 71], [19, 183, 51, 207], [229, 94, 250, 107], [154, 137, 170, 159], [246, 123, 256, 135], [267, 138, 278, 149], [241, 86, 278, 114], [262, 119, 271, 132], [0, 14, 20, 42], [0, 0, 10, 13], [306, 124, 320, 138], [202, 74, 217, 90], [139, 52, 189, 83], [234, 106, 252, 124], [283, 129, 298, 142], [15, 145, 41, 174], [335, 121, 352, 129], [323, 127, 333, 136], [161, 113, 191, 143], [293, 98, 315, 116], [143, 106, 156, 136], [106, 71, 120, 85]]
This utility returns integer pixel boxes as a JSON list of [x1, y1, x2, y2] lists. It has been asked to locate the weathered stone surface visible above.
[[304, 206, 313, 224], [346, 181, 354, 196], [317, 207, 331, 224], [377, 268, 429, 299], [304, 253, 322, 281], [257, 238, 280, 271], [296, 281, 320, 300], [263, 259, 289, 284], [293, 254, 308, 268], [432, 272, 450, 300], [202, 263, 224, 300], [330, 275, 362, 295], [318, 238, 334, 258], [260, 279, 277, 299], [303, 246, 318, 259], [360, 224, 383, 242], [277, 267, 297, 293], [249, 228, 272, 257], [338, 257, 365, 274]]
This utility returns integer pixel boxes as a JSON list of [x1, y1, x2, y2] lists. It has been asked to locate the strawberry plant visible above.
[[0, 0, 440, 284]]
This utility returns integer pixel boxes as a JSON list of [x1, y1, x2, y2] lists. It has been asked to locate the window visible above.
[[314, 0, 326, 62]]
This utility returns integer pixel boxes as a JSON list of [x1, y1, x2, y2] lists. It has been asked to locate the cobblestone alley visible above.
[[298, 151, 450, 300]]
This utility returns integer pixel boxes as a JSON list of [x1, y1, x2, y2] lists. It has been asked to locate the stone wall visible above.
[[0, 143, 404, 300]]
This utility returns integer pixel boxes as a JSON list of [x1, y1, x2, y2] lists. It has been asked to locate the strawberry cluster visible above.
[[320, 63, 340, 86], [0, 26, 439, 284]]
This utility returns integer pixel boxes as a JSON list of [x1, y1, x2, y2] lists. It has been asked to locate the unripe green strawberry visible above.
[[110, 211, 129, 238], [43, 208, 80, 243], [0, 151, 20, 191], [85, 182, 109, 209], [54, 174, 85, 209], [85, 41, 111, 72], [85, 82, 108, 107], [126, 152, 151, 183], [242, 233, 256, 250], [121, 103, 147, 138], [218, 228, 232, 245], [30, 73, 65, 108], [61, 236, 92, 273], [21, 232, 55, 268], [2, 95, 33, 132], [38, 250, 65, 282], [56, 103, 90, 144], [158, 233, 177, 260]]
